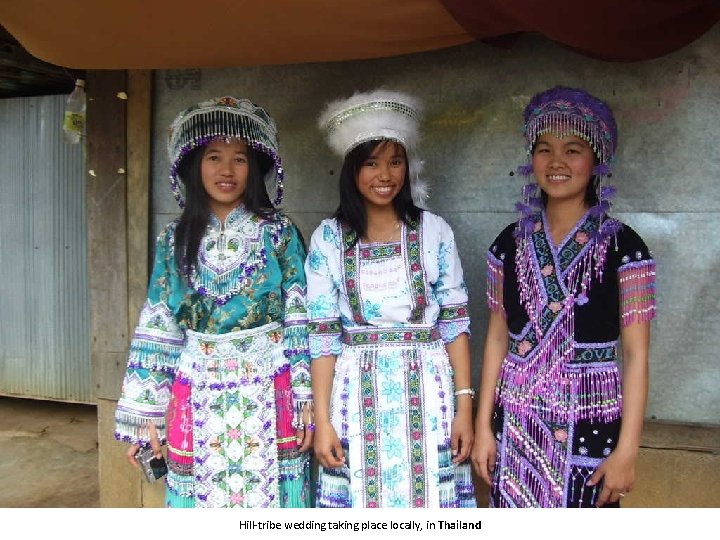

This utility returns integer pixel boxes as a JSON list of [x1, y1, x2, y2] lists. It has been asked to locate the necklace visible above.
[[366, 221, 401, 243]]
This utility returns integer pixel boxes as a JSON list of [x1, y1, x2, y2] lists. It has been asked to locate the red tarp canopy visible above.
[[1, 0, 719, 68]]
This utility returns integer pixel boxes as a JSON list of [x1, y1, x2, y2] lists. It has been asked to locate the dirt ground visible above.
[[0, 396, 99, 507]]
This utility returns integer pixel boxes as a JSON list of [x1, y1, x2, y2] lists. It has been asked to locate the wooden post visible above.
[[86, 70, 160, 507], [125, 70, 164, 507], [85, 69, 134, 507]]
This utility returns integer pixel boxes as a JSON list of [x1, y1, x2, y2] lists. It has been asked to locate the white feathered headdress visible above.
[[318, 89, 429, 207]]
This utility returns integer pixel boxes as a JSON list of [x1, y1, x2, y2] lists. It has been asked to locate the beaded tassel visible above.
[[619, 260, 657, 326], [292, 400, 314, 430], [499, 216, 623, 425], [486, 254, 505, 314]]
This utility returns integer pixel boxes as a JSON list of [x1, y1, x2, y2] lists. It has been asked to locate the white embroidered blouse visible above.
[[305, 211, 470, 357]]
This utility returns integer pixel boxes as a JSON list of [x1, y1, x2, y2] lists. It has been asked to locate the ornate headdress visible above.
[[517, 86, 619, 229], [521, 86, 617, 168], [168, 96, 284, 208], [318, 89, 428, 206]]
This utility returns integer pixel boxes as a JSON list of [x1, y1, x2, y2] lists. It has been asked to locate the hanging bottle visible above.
[[62, 79, 86, 144]]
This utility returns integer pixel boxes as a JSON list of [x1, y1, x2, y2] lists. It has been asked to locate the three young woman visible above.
[[117, 86, 655, 510]]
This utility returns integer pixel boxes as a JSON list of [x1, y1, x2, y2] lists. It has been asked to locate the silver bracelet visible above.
[[454, 388, 476, 398]]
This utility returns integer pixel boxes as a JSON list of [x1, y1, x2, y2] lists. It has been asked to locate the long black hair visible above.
[[174, 142, 276, 274], [334, 139, 421, 248]]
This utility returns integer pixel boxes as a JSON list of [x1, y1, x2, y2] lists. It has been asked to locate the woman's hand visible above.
[[125, 422, 163, 467], [587, 447, 638, 506], [313, 420, 345, 469], [471, 427, 497, 486], [451, 408, 474, 464], [587, 319, 648, 506], [125, 443, 141, 468]]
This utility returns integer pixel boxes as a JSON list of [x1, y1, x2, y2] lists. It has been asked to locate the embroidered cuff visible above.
[[115, 368, 173, 445], [438, 319, 471, 343], [115, 399, 168, 446], [128, 327, 184, 372], [308, 319, 343, 358]]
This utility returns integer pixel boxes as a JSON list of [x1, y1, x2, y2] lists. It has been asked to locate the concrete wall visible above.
[[150, 28, 720, 425]]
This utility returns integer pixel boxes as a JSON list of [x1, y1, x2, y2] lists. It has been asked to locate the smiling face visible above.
[[355, 140, 407, 210], [200, 139, 249, 220], [532, 133, 595, 207]]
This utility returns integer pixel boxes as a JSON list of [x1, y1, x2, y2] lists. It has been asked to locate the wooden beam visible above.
[[86, 70, 129, 401], [126, 70, 152, 343]]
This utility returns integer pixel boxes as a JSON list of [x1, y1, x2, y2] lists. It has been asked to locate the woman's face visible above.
[[532, 133, 594, 206], [200, 139, 249, 220], [355, 141, 407, 210]]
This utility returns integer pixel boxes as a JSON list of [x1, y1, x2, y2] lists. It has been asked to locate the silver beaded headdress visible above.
[[168, 96, 284, 208], [318, 89, 429, 207]]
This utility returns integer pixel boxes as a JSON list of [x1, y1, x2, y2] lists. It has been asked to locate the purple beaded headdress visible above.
[[517, 87, 619, 229], [168, 96, 284, 208], [521, 86, 617, 168]]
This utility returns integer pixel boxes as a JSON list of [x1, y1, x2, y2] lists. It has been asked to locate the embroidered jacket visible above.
[[115, 205, 311, 445]]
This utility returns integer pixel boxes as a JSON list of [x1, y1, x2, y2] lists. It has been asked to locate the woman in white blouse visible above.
[[306, 90, 475, 508]]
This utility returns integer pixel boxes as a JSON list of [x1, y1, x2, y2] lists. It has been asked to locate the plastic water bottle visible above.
[[63, 79, 86, 144]]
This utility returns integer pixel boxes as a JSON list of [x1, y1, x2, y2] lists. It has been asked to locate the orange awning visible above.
[[1, 0, 719, 69]]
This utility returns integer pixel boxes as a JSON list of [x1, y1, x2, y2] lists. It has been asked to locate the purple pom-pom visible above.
[[592, 163, 612, 176], [601, 219, 624, 237], [517, 164, 534, 176], [589, 200, 611, 218], [600, 185, 617, 199], [515, 202, 534, 216]]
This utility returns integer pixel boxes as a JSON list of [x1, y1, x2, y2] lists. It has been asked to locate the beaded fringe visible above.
[[316, 467, 352, 508], [166, 470, 195, 505], [114, 407, 168, 445], [486, 253, 504, 313], [128, 335, 183, 372], [619, 260, 657, 327], [292, 399, 314, 430], [500, 216, 622, 424], [501, 410, 568, 507], [498, 354, 622, 424], [497, 297, 622, 425], [437, 445, 476, 508], [526, 112, 608, 164], [192, 250, 268, 304]]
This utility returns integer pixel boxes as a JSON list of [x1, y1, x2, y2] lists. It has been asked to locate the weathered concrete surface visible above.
[[0, 396, 98, 507]]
